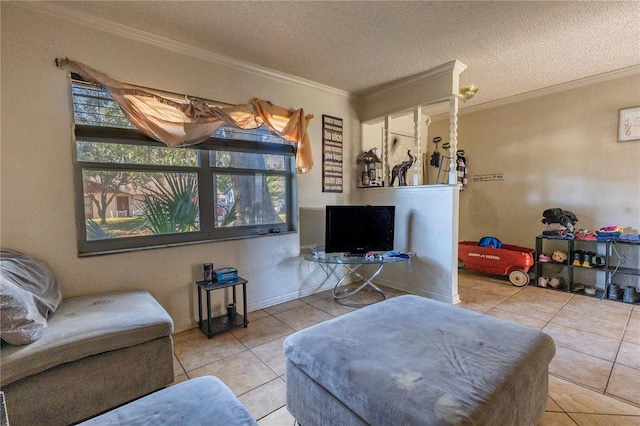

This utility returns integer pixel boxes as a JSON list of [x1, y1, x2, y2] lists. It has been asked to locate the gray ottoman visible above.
[[284, 295, 555, 425], [79, 376, 257, 425]]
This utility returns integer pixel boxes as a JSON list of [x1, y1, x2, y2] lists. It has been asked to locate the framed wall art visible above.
[[322, 115, 343, 192], [618, 106, 640, 142]]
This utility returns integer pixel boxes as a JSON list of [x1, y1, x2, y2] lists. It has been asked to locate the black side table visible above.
[[196, 277, 248, 338]]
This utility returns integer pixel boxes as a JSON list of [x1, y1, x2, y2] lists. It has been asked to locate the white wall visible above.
[[0, 3, 361, 332], [438, 74, 640, 248], [356, 186, 460, 304], [359, 115, 461, 303], [363, 75, 640, 250], [431, 75, 640, 288], [361, 73, 640, 291]]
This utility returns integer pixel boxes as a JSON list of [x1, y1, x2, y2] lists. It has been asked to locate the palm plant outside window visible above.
[[71, 80, 295, 255]]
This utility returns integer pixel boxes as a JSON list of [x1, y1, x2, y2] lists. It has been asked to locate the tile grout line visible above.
[[465, 274, 639, 409], [542, 292, 621, 402], [562, 412, 581, 425], [601, 307, 633, 397]]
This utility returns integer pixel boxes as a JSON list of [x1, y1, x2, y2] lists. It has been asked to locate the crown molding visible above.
[[458, 65, 640, 116], [14, 1, 352, 99], [13, 2, 637, 115], [360, 60, 467, 122], [360, 60, 467, 100]]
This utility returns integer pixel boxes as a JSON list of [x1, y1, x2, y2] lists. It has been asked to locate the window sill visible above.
[[78, 230, 297, 257]]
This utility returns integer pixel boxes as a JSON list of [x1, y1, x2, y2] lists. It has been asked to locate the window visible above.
[[71, 80, 296, 255]]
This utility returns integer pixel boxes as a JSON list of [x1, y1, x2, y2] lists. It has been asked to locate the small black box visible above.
[[203, 263, 214, 282]]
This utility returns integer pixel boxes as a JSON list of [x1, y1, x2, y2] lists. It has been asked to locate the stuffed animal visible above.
[[552, 250, 567, 263]]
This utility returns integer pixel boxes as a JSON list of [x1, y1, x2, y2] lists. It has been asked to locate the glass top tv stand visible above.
[[303, 253, 411, 307]]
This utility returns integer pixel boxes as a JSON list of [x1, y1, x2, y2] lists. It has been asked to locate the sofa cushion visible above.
[[284, 295, 556, 425], [79, 376, 258, 425], [0, 291, 173, 387], [0, 249, 62, 345]]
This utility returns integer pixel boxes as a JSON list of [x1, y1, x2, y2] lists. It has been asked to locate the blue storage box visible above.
[[214, 267, 238, 282]]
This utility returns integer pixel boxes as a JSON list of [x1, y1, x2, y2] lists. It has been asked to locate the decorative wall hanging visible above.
[[322, 115, 343, 192], [473, 173, 505, 182], [618, 106, 640, 142]]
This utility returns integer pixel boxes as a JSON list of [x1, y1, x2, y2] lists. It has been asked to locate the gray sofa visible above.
[[79, 376, 257, 425], [0, 250, 174, 425], [1, 291, 174, 426]]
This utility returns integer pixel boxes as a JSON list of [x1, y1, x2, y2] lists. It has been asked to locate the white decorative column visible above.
[[413, 107, 422, 185], [358, 60, 467, 305], [424, 116, 432, 184], [384, 115, 391, 186], [448, 96, 459, 185]]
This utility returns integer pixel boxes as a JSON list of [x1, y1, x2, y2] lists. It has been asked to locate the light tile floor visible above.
[[171, 269, 640, 425]]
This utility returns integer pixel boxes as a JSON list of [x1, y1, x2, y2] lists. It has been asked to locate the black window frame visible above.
[[70, 80, 297, 256]]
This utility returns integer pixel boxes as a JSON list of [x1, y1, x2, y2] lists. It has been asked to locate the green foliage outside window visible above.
[[139, 173, 199, 234]]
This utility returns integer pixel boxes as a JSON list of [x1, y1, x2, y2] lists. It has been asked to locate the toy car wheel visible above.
[[509, 270, 530, 287]]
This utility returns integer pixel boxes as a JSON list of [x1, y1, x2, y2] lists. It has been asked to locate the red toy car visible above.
[[458, 240, 535, 286]]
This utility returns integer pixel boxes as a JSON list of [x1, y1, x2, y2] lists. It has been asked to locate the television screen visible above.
[[325, 205, 395, 254]]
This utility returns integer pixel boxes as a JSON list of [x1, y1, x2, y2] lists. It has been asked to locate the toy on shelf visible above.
[[551, 250, 568, 263]]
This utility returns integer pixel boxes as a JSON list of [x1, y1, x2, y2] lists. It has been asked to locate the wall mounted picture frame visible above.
[[322, 115, 343, 192], [618, 106, 640, 142]]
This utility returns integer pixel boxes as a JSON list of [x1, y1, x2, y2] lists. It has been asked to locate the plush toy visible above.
[[552, 250, 568, 263]]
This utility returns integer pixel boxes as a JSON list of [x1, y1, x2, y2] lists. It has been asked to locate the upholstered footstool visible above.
[[284, 295, 555, 425], [79, 376, 257, 425]]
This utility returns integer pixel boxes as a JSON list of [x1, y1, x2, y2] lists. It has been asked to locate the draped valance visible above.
[[57, 59, 314, 173]]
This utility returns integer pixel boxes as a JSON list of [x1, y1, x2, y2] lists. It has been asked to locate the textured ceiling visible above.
[[45, 1, 640, 106]]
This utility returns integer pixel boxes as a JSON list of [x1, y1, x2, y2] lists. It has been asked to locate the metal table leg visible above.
[[332, 262, 386, 307]]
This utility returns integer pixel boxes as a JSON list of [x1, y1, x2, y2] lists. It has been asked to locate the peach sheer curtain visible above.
[[58, 59, 314, 173]]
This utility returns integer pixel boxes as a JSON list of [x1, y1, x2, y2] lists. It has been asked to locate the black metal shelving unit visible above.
[[196, 277, 248, 338], [535, 236, 639, 304]]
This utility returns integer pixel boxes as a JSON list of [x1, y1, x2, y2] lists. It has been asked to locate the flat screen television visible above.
[[325, 205, 395, 254]]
